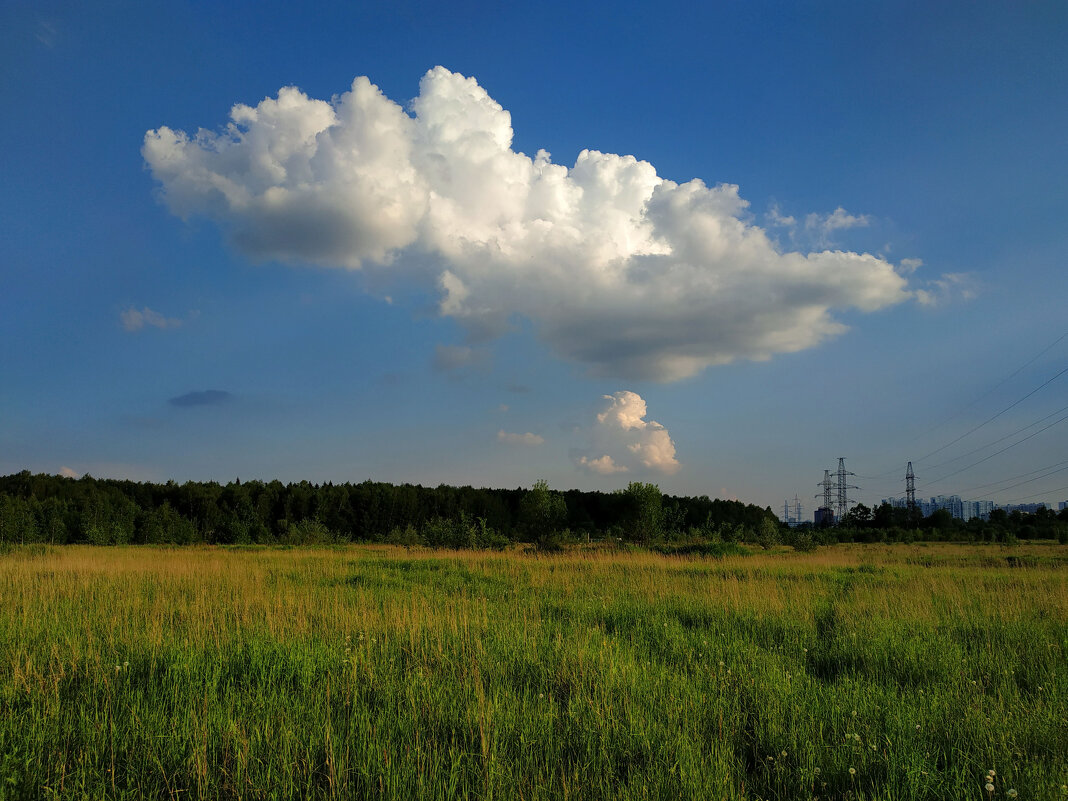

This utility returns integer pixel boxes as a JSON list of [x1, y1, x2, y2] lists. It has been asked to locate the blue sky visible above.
[[2, 1, 1066, 512]]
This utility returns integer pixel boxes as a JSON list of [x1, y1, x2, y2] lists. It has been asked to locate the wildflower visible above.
[[781, 750, 787, 758], [849, 767, 856, 776], [988, 770, 996, 777], [986, 784, 994, 793], [115, 665, 121, 673], [1006, 791, 1018, 799], [813, 768, 820, 776]]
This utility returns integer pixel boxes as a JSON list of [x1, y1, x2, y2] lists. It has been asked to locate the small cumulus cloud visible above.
[[496, 429, 544, 446], [574, 391, 679, 475], [576, 454, 628, 474], [168, 389, 232, 407], [59, 466, 80, 478], [121, 306, 184, 332], [145, 68, 913, 381]]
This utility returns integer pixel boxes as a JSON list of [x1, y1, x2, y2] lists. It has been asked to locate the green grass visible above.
[[1, 544, 1066, 800]]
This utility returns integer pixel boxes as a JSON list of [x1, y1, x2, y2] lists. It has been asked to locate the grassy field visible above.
[[1, 543, 1066, 800]]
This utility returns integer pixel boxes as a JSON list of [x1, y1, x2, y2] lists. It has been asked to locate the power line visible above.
[[1005, 483, 1068, 504], [921, 403, 1068, 471], [914, 330, 1068, 439], [958, 459, 1068, 495], [925, 411, 1068, 487], [915, 364, 1068, 463], [964, 464, 1068, 498], [852, 332, 1068, 482]]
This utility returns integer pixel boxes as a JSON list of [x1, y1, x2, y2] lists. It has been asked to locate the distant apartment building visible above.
[[961, 500, 995, 522], [921, 495, 964, 520], [877, 495, 1056, 522], [881, 494, 992, 521], [1001, 503, 1049, 515]]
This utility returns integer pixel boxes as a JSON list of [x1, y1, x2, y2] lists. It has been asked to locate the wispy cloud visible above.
[[146, 68, 913, 381], [914, 272, 979, 306], [35, 20, 58, 49], [120, 306, 184, 332], [168, 390, 232, 408], [496, 429, 544, 446], [432, 344, 489, 372], [804, 206, 871, 246], [765, 203, 796, 229]]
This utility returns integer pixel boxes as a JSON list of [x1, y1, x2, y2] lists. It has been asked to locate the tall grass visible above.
[[1, 544, 1065, 799]]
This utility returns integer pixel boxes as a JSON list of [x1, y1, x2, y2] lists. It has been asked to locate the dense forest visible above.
[[0, 471, 774, 548], [1, 471, 1065, 549]]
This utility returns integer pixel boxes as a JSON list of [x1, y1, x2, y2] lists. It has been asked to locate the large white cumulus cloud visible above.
[[144, 67, 911, 381]]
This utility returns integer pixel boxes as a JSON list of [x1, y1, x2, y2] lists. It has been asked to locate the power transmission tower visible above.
[[793, 495, 802, 524], [815, 470, 835, 523], [906, 461, 917, 525], [835, 457, 859, 520], [783, 499, 791, 523]]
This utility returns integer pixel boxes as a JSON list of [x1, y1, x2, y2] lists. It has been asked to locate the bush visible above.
[[283, 519, 334, 545], [386, 524, 425, 547]]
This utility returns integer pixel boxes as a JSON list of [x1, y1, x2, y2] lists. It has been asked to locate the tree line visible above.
[[3, 471, 1063, 550], [0, 472, 775, 548], [817, 501, 1068, 545]]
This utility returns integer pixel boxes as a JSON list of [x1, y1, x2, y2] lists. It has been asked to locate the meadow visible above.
[[1, 543, 1065, 800]]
